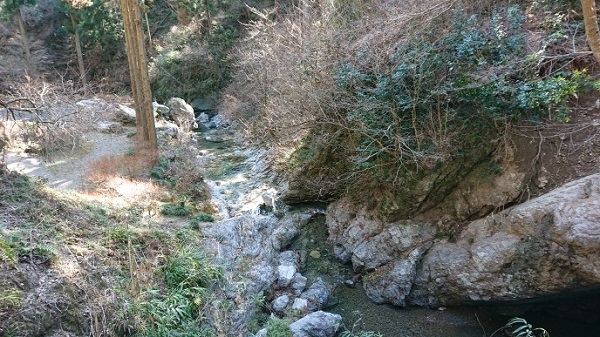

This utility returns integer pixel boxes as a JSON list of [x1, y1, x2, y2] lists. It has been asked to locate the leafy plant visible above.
[[160, 202, 192, 217], [190, 213, 215, 229], [339, 310, 383, 337], [266, 317, 293, 337]]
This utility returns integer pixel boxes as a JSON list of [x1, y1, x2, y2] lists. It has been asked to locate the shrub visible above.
[[160, 202, 192, 217], [190, 213, 215, 229], [266, 318, 293, 337]]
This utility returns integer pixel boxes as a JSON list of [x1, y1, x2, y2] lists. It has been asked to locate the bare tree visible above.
[[120, 0, 157, 160], [582, 0, 600, 64]]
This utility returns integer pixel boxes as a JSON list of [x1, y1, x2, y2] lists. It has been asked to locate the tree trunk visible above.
[[15, 7, 36, 78], [120, 0, 158, 160], [582, 0, 600, 65], [70, 11, 88, 95], [204, 0, 212, 36]]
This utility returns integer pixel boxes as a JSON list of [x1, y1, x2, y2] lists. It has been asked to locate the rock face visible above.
[[328, 174, 600, 307], [409, 173, 600, 306]]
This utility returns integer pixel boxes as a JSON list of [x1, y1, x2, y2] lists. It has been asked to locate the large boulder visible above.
[[409, 173, 600, 307], [326, 198, 435, 270], [166, 98, 198, 132]]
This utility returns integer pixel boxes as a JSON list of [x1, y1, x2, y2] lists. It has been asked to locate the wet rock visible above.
[[272, 295, 290, 313], [289, 311, 342, 337], [364, 243, 432, 307], [300, 278, 330, 311], [411, 174, 600, 306], [197, 112, 210, 123], [166, 97, 198, 132]]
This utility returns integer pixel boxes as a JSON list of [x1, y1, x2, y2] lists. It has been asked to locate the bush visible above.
[[266, 318, 293, 337], [160, 203, 192, 217]]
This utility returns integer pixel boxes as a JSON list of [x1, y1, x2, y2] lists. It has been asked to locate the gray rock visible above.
[[291, 273, 308, 296], [155, 120, 179, 138], [272, 295, 290, 313], [96, 121, 123, 134], [279, 250, 299, 267], [166, 97, 198, 132], [289, 311, 342, 337], [254, 328, 267, 337], [363, 243, 432, 307], [410, 174, 600, 306], [115, 104, 136, 125], [197, 112, 210, 123], [278, 265, 297, 288], [291, 298, 308, 312], [300, 278, 329, 311], [152, 102, 170, 118], [327, 199, 435, 270]]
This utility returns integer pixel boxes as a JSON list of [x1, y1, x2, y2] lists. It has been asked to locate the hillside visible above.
[[1, 0, 600, 336]]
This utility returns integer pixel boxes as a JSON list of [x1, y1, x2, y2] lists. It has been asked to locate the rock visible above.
[[363, 243, 432, 307], [254, 328, 267, 337], [166, 97, 198, 132], [272, 295, 290, 313], [279, 250, 299, 267], [327, 198, 435, 270], [410, 174, 600, 306], [278, 265, 297, 288], [152, 102, 170, 118], [300, 278, 330, 311], [115, 104, 136, 125], [197, 112, 210, 123], [96, 121, 123, 134], [291, 273, 308, 296], [291, 298, 308, 312], [289, 311, 342, 337], [155, 120, 179, 138]]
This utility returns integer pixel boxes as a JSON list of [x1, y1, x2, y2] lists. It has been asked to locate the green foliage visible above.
[[161, 248, 222, 290], [266, 318, 293, 337], [0, 235, 18, 268], [190, 213, 215, 229], [0, 0, 36, 19], [128, 248, 222, 336], [106, 227, 138, 245], [160, 202, 192, 217], [334, 5, 595, 175], [0, 288, 24, 308]]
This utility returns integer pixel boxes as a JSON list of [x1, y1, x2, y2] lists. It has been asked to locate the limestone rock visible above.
[[300, 278, 330, 311], [410, 174, 600, 306], [291, 273, 308, 296], [291, 298, 308, 312], [166, 97, 198, 132], [289, 311, 342, 337], [364, 243, 432, 307], [272, 295, 290, 313], [278, 265, 297, 288], [115, 104, 136, 125]]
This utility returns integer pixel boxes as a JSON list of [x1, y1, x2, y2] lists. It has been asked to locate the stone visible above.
[[152, 102, 170, 118], [197, 112, 210, 123], [363, 243, 432, 307], [410, 174, 600, 307], [309, 250, 321, 259], [271, 295, 290, 313], [155, 120, 179, 139], [289, 311, 342, 337], [291, 273, 308, 296], [291, 297, 308, 312], [96, 121, 123, 134], [279, 250, 299, 267], [166, 97, 198, 132], [278, 265, 297, 288], [300, 278, 330, 311], [114, 104, 136, 125]]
